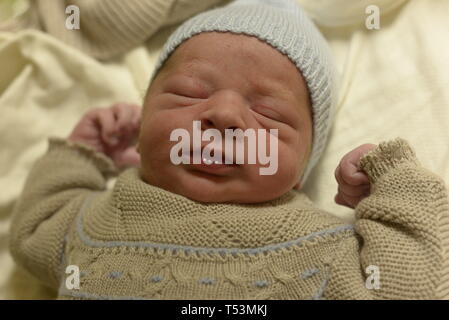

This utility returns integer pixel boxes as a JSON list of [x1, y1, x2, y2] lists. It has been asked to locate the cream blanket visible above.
[[1, 0, 448, 299]]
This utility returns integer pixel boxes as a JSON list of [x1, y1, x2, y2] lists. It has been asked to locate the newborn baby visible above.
[[9, 0, 448, 300]]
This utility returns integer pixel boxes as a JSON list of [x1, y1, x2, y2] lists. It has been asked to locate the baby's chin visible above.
[[169, 170, 245, 203], [161, 173, 290, 204], [140, 164, 296, 204]]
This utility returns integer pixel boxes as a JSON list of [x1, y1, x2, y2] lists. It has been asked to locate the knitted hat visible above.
[[150, 0, 338, 186]]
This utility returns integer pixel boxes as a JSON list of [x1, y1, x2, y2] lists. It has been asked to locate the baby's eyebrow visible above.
[[164, 73, 211, 91], [178, 57, 215, 76]]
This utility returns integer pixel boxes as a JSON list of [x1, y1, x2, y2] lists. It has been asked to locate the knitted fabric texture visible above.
[[150, 0, 338, 185], [9, 138, 449, 299]]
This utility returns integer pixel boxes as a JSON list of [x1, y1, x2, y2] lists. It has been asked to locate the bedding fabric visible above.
[[0, 0, 448, 299]]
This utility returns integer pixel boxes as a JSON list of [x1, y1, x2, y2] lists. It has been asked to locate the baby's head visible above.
[[137, 0, 337, 204]]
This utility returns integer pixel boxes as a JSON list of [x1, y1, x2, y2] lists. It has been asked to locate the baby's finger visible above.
[[113, 146, 141, 169], [131, 105, 142, 128], [334, 164, 344, 185], [341, 144, 377, 185], [335, 163, 368, 188], [123, 147, 141, 166], [338, 184, 370, 198], [112, 104, 135, 133], [334, 193, 345, 205], [337, 191, 366, 209], [127, 105, 142, 134], [335, 193, 351, 208], [339, 159, 369, 186], [97, 109, 118, 145]]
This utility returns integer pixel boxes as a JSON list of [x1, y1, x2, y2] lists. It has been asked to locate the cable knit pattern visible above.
[[9, 138, 449, 299]]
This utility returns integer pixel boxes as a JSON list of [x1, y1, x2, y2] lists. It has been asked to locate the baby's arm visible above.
[[325, 138, 448, 299], [9, 103, 141, 289]]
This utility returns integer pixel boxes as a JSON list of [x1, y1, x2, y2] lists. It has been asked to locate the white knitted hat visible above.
[[151, 0, 338, 186]]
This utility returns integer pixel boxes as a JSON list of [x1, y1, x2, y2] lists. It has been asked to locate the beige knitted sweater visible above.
[[9, 138, 449, 300]]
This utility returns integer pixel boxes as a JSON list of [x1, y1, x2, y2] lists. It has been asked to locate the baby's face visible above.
[[138, 32, 312, 203]]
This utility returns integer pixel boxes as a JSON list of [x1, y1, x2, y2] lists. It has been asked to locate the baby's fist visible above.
[[334, 143, 377, 208], [68, 103, 142, 170]]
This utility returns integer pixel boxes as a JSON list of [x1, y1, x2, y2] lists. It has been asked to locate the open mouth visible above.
[[187, 147, 239, 174], [190, 148, 237, 165]]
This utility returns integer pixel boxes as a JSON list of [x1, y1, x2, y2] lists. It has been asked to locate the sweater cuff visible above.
[[48, 137, 119, 178], [359, 138, 420, 183]]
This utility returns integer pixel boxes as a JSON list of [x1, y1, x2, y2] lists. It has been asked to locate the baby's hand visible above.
[[68, 103, 142, 170], [334, 144, 377, 208]]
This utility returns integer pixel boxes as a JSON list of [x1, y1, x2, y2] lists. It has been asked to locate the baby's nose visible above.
[[198, 90, 247, 133]]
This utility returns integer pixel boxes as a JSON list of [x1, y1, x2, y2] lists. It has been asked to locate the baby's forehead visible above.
[[165, 33, 296, 73], [159, 33, 309, 98]]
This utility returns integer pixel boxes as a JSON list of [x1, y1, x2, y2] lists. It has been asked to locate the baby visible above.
[[9, 0, 448, 300]]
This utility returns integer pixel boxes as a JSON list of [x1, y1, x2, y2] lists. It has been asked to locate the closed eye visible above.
[[251, 105, 285, 123], [164, 92, 206, 107], [167, 91, 205, 99]]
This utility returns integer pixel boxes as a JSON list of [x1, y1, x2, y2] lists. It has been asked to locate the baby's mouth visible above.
[[190, 148, 237, 165], [187, 147, 240, 174]]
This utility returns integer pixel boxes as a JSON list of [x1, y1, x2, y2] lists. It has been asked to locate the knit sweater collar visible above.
[[81, 168, 342, 249]]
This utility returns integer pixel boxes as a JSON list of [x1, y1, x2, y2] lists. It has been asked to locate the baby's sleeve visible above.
[[9, 138, 118, 289], [323, 138, 449, 300]]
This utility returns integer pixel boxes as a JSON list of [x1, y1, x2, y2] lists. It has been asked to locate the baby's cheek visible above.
[[138, 120, 170, 167], [143, 112, 175, 143], [244, 144, 297, 190], [276, 145, 302, 185]]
